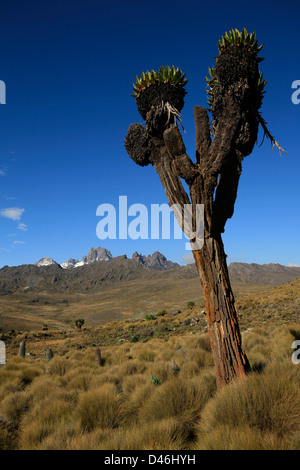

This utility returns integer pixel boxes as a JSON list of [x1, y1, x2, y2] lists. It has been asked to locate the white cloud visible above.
[[18, 223, 28, 231], [288, 263, 300, 267], [0, 169, 6, 176], [13, 240, 26, 245], [0, 207, 24, 221], [0, 248, 10, 252], [181, 253, 195, 265]]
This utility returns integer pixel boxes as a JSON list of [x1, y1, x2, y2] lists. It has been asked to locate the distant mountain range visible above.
[[34, 247, 178, 271], [0, 247, 299, 296], [228, 262, 300, 284], [35, 247, 113, 269]]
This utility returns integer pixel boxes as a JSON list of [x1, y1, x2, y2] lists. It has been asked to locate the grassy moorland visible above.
[[0, 276, 271, 333], [0, 278, 300, 450]]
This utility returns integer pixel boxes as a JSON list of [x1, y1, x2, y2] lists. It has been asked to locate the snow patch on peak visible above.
[[35, 257, 57, 267], [60, 247, 113, 269]]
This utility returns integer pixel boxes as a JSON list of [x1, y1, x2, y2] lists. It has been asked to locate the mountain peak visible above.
[[35, 247, 177, 271], [35, 257, 58, 267], [82, 247, 113, 264], [132, 251, 178, 270], [61, 247, 113, 269]]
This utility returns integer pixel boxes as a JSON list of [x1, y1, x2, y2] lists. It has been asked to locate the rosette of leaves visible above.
[[132, 66, 188, 133], [206, 29, 265, 114], [206, 28, 285, 155]]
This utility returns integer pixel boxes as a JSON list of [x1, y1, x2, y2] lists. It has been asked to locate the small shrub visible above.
[[156, 310, 167, 317], [187, 301, 195, 308], [130, 335, 139, 343], [145, 314, 155, 322], [75, 318, 85, 330]]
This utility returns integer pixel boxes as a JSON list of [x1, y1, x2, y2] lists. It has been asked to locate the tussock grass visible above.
[[0, 391, 32, 422], [95, 418, 190, 450], [198, 360, 300, 448], [0, 426, 12, 450], [194, 425, 286, 450], [121, 374, 148, 396], [139, 377, 213, 433], [47, 357, 70, 376], [76, 384, 125, 431], [1, 322, 300, 450]]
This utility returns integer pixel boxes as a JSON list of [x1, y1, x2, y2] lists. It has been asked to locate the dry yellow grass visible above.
[[197, 360, 300, 449], [0, 321, 300, 450]]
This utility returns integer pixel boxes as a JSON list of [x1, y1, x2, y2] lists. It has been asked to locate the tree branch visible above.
[[153, 145, 191, 209], [205, 97, 241, 191], [163, 125, 198, 184], [194, 106, 211, 167], [212, 150, 243, 233]]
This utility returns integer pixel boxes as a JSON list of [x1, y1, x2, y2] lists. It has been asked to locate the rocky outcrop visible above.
[[132, 251, 179, 270]]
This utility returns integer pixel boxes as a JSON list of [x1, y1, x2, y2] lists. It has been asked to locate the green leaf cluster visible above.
[[206, 28, 266, 111], [217, 27, 263, 54], [132, 65, 188, 98]]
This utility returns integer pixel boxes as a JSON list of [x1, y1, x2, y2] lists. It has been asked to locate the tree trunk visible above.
[[125, 105, 253, 389], [150, 130, 251, 389], [193, 235, 250, 388]]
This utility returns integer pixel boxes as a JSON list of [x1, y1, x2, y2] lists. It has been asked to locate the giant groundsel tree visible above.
[[125, 28, 284, 388]]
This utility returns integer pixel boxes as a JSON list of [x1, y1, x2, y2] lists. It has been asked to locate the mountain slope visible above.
[[0, 253, 299, 297], [229, 262, 300, 284]]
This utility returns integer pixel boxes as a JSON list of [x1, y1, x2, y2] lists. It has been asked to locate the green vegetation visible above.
[[129, 335, 139, 344], [156, 310, 167, 317], [217, 28, 263, 54], [206, 28, 266, 112], [131, 66, 188, 98], [75, 319, 85, 330], [145, 314, 155, 322], [187, 301, 195, 308], [149, 376, 162, 386]]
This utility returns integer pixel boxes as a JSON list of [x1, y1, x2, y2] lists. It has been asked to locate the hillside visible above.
[[2, 277, 300, 359], [0, 255, 299, 333], [0, 253, 184, 296], [229, 262, 300, 284], [1, 255, 300, 297]]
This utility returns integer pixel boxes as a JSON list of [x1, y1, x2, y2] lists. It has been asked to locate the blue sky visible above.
[[0, 0, 299, 268]]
